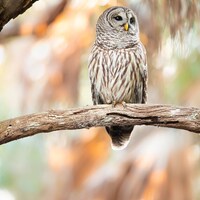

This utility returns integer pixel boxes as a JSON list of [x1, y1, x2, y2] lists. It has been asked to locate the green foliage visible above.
[[0, 136, 46, 199]]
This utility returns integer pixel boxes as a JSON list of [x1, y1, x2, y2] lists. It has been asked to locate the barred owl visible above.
[[88, 6, 148, 150]]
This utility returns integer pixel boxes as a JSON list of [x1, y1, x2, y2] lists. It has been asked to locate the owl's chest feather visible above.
[[92, 48, 137, 103]]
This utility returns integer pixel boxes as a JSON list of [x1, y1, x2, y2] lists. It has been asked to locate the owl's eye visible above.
[[114, 16, 123, 21], [130, 17, 135, 24]]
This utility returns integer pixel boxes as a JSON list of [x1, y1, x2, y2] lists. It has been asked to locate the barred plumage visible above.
[[88, 6, 148, 150]]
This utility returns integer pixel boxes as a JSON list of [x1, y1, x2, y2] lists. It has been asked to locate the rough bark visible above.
[[0, 0, 39, 31], [0, 104, 200, 145]]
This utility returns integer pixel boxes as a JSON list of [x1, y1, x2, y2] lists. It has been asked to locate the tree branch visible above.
[[0, 0, 39, 31], [0, 104, 200, 145], [0, 0, 68, 37]]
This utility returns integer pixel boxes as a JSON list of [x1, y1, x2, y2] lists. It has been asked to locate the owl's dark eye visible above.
[[114, 16, 123, 21], [130, 17, 135, 24]]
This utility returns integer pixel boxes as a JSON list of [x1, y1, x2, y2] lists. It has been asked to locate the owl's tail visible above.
[[105, 126, 134, 150]]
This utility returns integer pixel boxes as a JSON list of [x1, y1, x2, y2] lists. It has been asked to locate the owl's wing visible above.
[[90, 82, 99, 105], [88, 47, 104, 105], [134, 44, 148, 103], [140, 46, 148, 103], [88, 55, 97, 105]]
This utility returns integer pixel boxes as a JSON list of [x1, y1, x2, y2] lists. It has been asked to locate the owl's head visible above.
[[96, 6, 140, 49]]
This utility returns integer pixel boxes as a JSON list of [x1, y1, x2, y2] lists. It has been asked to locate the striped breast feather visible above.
[[108, 49, 134, 102], [88, 44, 147, 104], [116, 43, 147, 104], [108, 46, 147, 104]]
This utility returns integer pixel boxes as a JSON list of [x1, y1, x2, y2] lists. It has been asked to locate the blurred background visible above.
[[0, 0, 200, 199]]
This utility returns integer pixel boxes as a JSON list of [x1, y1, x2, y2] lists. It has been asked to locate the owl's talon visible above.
[[122, 101, 127, 108], [112, 101, 117, 108]]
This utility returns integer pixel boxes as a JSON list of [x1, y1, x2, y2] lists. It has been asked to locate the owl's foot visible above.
[[112, 101, 117, 108], [112, 101, 127, 108], [122, 101, 127, 108]]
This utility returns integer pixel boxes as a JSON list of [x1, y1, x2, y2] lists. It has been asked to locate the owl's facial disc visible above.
[[108, 10, 138, 35], [109, 11, 127, 31], [96, 7, 140, 48]]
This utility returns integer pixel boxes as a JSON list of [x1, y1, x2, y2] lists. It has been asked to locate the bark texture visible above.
[[0, 0, 39, 31], [0, 104, 200, 145]]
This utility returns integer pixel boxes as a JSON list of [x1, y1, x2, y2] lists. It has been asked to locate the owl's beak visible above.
[[124, 23, 129, 31]]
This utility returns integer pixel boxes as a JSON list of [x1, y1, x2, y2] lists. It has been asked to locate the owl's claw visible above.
[[112, 101, 117, 108], [122, 101, 127, 108], [112, 101, 127, 108]]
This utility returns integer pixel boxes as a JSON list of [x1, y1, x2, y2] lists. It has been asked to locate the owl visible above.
[[88, 6, 148, 150]]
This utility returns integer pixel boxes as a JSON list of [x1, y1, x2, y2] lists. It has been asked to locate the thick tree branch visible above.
[[0, 0, 39, 31], [0, 0, 68, 37], [0, 104, 200, 145]]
